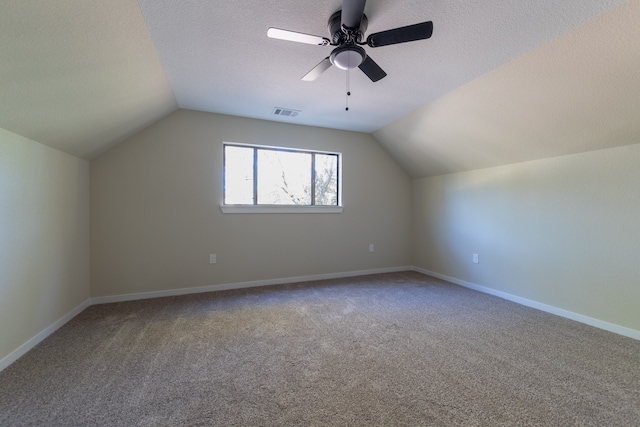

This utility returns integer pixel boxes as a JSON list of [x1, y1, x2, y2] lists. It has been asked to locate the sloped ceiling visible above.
[[1, 0, 636, 171], [0, 0, 177, 159], [374, 0, 640, 178]]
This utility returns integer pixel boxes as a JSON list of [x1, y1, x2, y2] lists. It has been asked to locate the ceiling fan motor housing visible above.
[[328, 11, 368, 44]]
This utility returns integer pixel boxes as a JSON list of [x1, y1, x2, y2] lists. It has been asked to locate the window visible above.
[[222, 143, 342, 213]]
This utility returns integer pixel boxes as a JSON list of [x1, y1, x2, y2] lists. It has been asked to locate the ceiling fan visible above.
[[267, 0, 433, 83]]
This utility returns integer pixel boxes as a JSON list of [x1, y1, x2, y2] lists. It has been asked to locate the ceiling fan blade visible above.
[[302, 57, 332, 81], [366, 21, 433, 47], [267, 28, 330, 46], [341, 0, 367, 30], [358, 55, 387, 82]]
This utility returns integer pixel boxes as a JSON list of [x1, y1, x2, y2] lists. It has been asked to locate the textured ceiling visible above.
[[137, 0, 627, 134], [0, 0, 635, 171]]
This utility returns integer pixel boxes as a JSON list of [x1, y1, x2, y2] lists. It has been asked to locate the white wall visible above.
[[413, 143, 640, 333], [0, 128, 90, 365], [3, 106, 639, 369], [90, 110, 412, 297]]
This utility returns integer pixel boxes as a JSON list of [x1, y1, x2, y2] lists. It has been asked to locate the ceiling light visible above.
[[330, 45, 366, 70]]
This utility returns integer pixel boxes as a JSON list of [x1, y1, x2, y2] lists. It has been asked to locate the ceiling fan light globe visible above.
[[330, 45, 366, 70]]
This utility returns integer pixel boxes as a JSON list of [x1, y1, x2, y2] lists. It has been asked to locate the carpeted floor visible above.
[[1, 271, 639, 426]]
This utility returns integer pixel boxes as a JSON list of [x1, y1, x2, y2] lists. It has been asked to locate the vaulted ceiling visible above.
[[2, 0, 637, 177]]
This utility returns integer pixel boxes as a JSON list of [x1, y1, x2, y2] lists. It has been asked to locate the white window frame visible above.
[[220, 142, 343, 214]]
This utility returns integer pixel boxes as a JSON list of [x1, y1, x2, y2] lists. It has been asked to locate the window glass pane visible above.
[[315, 154, 339, 206], [257, 150, 311, 205], [224, 146, 254, 204]]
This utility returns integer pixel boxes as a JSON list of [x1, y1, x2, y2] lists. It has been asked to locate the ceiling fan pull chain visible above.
[[345, 68, 351, 111]]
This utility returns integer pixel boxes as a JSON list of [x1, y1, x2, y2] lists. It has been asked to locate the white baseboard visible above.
[[1, 267, 410, 372], [91, 266, 413, 305], [0, 298, 92, 372], [4, 265, 638, 373], [412, 267, 640, 341]]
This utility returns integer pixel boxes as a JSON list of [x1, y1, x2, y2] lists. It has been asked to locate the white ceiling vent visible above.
[[273, 107, 300, 118]]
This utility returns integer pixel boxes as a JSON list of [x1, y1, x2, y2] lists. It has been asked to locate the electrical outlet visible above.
[[473, 253, 479, 264], [209, 254, 217, 264], [369, 244, 374, 253]]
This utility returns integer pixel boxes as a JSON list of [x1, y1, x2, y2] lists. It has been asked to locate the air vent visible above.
[[273, 107, 300, 118]]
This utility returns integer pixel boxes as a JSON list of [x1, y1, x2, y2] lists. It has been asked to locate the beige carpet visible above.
[[1, 271, 639, 426]]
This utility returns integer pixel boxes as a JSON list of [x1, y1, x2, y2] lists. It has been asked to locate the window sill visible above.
[[220, 205, 343, 214]]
